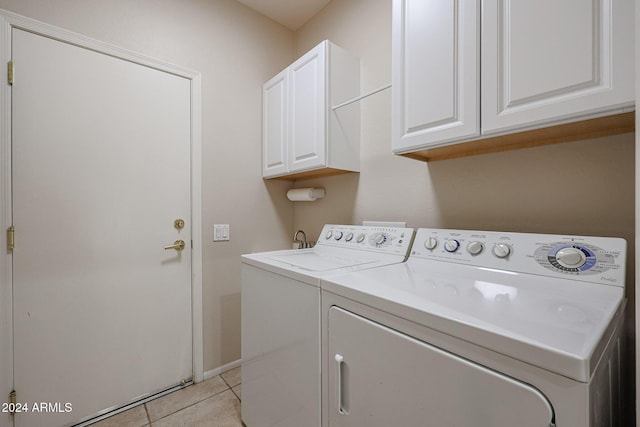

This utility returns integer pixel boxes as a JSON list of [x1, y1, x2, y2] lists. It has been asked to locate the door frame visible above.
[[0, 10, 203, 424]]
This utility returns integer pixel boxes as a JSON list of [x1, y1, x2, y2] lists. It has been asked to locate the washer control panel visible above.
[[411, 228, 626, 286], [318, 224, 414, 256]]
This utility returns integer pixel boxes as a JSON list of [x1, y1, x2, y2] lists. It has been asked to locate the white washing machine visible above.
[[241, 224, 414, 427], [321, 228, 627, 427]]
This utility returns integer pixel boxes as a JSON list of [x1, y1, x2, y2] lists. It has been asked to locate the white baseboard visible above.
[[203, 359, 241, 381]]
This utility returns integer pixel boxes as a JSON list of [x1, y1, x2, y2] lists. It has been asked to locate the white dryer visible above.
[[321, 228, 627, 427], [241, 224, 414, 427]]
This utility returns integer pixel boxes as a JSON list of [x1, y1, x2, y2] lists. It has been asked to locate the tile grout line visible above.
[[230, 386, 241, 402], [148, 376, 234, 424], [220, 375, 233, 389], [143, 402, 152, 426], [220, 368, 241, 389], [220, 368, 241, 402]]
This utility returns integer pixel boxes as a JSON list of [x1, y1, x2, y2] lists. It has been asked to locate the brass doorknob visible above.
[[164, 240, 186, 251]]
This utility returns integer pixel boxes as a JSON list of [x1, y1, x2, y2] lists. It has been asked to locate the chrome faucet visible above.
[[293, 230, 308, 249]]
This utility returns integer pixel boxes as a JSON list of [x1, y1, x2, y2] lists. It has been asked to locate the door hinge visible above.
[[7, 226, 14, 252], [7, 61, 13, 85], [8, 390, 16, 414]]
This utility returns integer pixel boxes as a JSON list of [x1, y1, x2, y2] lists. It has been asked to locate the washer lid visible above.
[[321, 260, 625, 382], [242, 245, 407, 285], [241, 224, 414, 284], [264, 251, 378, 272]]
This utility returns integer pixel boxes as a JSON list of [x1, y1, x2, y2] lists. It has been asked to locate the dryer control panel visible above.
[[318, 224, 415, 257], [411, 228, 626, 287]]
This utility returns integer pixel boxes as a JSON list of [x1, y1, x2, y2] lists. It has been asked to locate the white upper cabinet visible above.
[[392, 0, 634, 159], [482, 0, 634, 134], [263, 40, 360, 179], [391, 0, 479, 152]]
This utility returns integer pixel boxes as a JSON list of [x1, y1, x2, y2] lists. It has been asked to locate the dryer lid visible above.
[[322, 260, 625, 382]]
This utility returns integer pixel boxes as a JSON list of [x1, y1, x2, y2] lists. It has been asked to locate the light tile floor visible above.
[[91, 367, 242, 427]]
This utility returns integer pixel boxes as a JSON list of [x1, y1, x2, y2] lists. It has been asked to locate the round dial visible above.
[[334, 231, 344, 241], [424, 237, 438, 250], [536, 243, 600, 274], [325, 231, 333, 240], [444, 239, 460, 253], [555, 247, 587, 268], [345, 232, 354, 242], [547, 244, 596, 272], [467, 241, 484, 255], [356, 233, 366, 243], [493, 243, 511, 258], [370, 232, 388, 246]]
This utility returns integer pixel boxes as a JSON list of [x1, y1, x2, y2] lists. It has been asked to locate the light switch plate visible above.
[[213, 224, 230, 242]]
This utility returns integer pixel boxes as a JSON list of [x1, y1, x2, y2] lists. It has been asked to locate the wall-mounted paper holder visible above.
[[287, 188, 326, 202]]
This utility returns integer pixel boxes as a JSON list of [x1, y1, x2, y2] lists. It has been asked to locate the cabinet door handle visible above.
[[335, 354, 348, 415]]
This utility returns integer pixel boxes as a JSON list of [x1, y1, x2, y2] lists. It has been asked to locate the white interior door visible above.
[[11, 28, 193, 426]]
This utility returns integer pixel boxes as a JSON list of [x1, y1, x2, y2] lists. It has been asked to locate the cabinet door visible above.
[[328, 307, 555, 427], [263, 70, 288, 178], [482, 0, 634, 134], [289, 42, 327, 173], [391, 0, 479, 153]]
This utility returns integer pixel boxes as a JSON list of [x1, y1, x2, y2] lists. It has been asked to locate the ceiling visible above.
[[236, 0, 332, 31]]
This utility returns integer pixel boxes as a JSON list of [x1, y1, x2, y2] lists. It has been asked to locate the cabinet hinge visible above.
[[7, 226, 14, 252], [8, 390, 16, 414], [7, 61, 13, 86]]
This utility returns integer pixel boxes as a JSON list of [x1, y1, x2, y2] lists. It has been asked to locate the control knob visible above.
[[325, 231, 333, 240], [555, 247, 587, 268], [493, 243, 511, 258], [467, 241, 484, 255], [334, 231, 344, 241], [444, 239, 460, 253], [356, 233, 366, 243], [345, 232, 354, 242], [370, 232, 388, 246], [424, 237, 438, 250]]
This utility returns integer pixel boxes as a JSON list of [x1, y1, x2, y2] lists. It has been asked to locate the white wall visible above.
[[295, 0, 636, 417], [0, 0, 296, 372]]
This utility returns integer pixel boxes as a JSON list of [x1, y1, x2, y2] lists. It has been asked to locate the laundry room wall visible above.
[[292, 0, 636, 408], [0, 0, 296, 372]]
